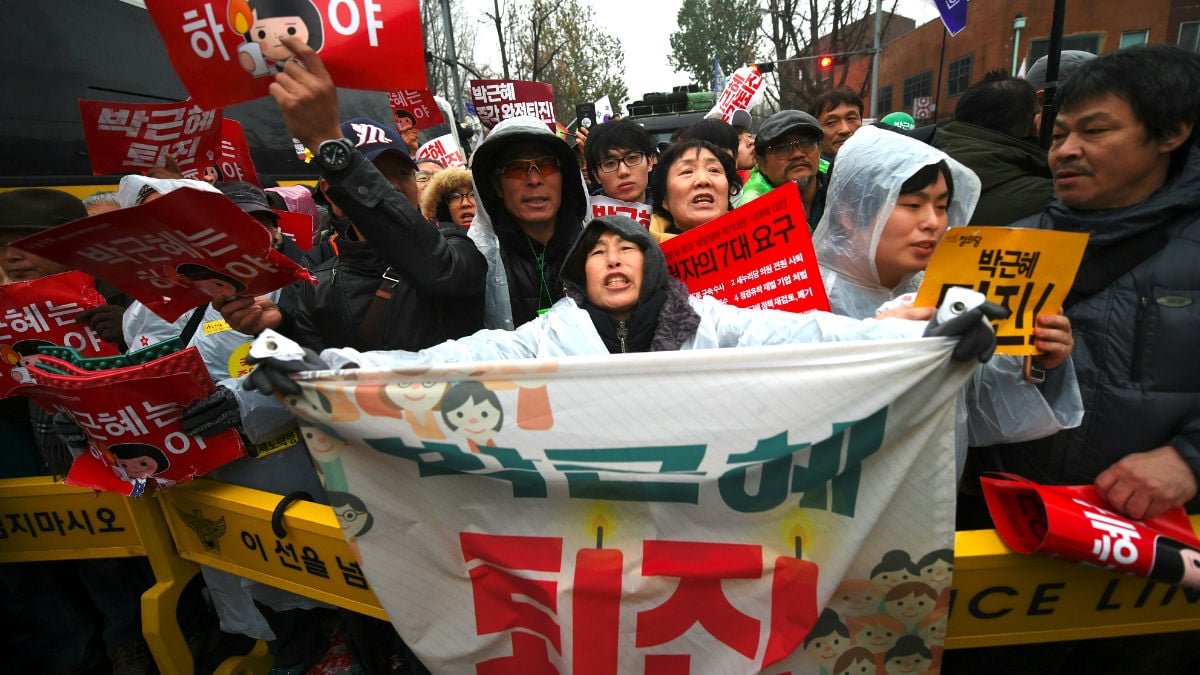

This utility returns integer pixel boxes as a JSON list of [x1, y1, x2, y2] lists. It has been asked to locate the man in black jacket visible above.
[[950, 44, 1200, 675], [219, 39, 486, 353]]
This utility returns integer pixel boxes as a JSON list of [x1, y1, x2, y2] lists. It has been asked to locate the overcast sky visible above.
[[457, 0, 942, 111]]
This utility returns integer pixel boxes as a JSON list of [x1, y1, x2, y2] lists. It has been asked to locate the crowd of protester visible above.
[[3, 36, 1199, 675]]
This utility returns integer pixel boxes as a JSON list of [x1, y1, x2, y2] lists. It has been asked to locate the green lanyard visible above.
[[527, 236, 554, 315]]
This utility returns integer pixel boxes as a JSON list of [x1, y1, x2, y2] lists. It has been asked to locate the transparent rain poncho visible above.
[[813, 124, 981, 319]]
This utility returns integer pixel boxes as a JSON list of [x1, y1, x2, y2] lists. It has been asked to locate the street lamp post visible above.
[[1012, 15, 1027, 76]]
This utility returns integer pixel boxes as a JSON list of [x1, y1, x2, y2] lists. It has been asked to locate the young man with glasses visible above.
[[583, 119, 658, 205], [468, 116, 589, 329], [736, 110, 829, 230]]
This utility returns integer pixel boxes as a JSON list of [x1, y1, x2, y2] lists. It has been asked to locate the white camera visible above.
[[935, 286, 988, 325]]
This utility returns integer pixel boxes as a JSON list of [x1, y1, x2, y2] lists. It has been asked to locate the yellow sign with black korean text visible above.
[[0, 477, 143, 560], [915, 227, 1089, 356], [158, 480, 386, 620]]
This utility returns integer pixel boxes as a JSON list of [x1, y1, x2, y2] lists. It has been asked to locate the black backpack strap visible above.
[[180, 303, 210, 346]]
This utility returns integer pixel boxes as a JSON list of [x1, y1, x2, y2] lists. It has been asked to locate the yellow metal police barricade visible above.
[[7, 476, 1200, 670], [0, 476, 196, 675]]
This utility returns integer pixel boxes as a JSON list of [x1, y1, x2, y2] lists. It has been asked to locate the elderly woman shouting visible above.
[[245, 215, 1002, 393]]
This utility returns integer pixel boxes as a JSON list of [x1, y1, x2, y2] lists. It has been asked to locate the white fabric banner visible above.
[[288, 340, 969, 674]]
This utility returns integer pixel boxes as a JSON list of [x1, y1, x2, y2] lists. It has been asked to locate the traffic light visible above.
[[817, 54, 847, 69]]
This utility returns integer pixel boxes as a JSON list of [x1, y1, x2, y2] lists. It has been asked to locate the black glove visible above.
[[76, 305, 127, 347], [243, 347, 329, 397], [52, 411, 90, 453], [924, 302, 1011, 362], [179, 386, 242, 437]]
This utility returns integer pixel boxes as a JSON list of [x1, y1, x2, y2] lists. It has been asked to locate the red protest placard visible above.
[[276, 209, 315, 250], [589, 195, 651, 229], [16, 346, 245, 495], [79, 99, 223, 176], [468, 79, 556, 130], [388, 89, 444, 132], [10, 189, 316, 323], [0, 271, 122, 399], [144, 0, 426, 108], [416, 134, 466, 168], [214, 118, 261, 185], [981, 474, 1200, 590], [660, 181, 829, 313]]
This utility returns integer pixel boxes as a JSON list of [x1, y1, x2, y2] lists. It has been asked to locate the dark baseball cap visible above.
[[340, 117, 418, 170], [217, 181, 277, 223], [0, 188, 87, 232], [755, 110, 824, 151]]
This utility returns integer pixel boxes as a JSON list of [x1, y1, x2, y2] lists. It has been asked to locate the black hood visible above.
[[561, 215, 667, 304]]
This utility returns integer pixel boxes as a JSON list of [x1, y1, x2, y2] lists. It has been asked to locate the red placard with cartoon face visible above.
[[17, 346, 245, 495], [0, 271, 121, 399], [10, 189, 316, 322], [388, 89, 444, 133], [468, 79, 556, 130], [660, 181, 830, 314], [79, 99, 223, 176], [981, 474, 1200, 590], [144, 0, 426, 108]]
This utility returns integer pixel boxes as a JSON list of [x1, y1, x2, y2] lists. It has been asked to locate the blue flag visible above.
[[934, 0, 967, 36], [713, 57, 726, 98]]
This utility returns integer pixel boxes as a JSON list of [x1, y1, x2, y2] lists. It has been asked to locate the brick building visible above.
[[838, 0, 1196, 125]]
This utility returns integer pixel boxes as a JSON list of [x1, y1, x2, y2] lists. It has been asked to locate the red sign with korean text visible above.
[[660, 181, 829, 313], [214, 118, 261, 185], [388, 89, 444, 132], [0, 271, 121, 399], [15, 346, 245, 495], [589, 195, 651, 229], [144, 0, 426, 108], [416, 134, 466, 168], [10, 189, 316, 323], [981, 474, 1200, 591], [468, 79, 556, 130], [79, 99, 223, 176]]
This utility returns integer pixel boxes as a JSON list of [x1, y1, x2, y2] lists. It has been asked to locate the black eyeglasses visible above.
[[597, 151, 647, 173], [446, 190, 475, 205], [765, 137, 818, 157], [415, 170, 434, 183]]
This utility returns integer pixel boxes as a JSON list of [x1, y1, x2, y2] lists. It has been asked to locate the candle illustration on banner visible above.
[[573, 504, 623, 675], [763, 520, 820, 667]]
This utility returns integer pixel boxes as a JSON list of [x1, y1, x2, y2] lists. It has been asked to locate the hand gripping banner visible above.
[[273, 339, 973, 674]]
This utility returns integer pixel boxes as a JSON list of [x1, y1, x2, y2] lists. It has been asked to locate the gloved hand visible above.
[[76, 305, 127, 347], [924, 302, 1011, 362], [179, 386, 242, 437], [243, 347, 330, 397], [52, 411, 90, 456]]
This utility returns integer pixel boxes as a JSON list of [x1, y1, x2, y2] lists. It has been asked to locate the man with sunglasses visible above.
[[735, 110, 829, 231], [469, 116, 590, 329], [583, 119, 657, 204]]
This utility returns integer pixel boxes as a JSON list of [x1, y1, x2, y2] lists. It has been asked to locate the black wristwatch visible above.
[[314, 138, 355, 172]]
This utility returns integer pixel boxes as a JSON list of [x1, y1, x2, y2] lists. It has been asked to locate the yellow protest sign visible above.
[[915, 227, 1089, 355]]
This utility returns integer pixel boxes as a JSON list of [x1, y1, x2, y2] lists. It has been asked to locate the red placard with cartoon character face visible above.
[[0, 271, 121, 399], [10, 189, 315, 322], [17, 346, 245, 495], [145, 0, 426, 108]]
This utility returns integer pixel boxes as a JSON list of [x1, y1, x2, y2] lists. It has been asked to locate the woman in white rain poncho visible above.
[[812, 125, 1083, 469]]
